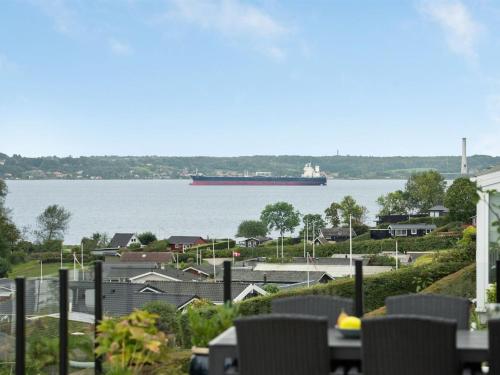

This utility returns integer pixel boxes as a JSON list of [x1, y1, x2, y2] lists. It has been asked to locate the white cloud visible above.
[[166, 0, 289, 60], [168, 0, 287, 38], [109, 39, 134, 56], [30, 0, 79, 35], [420, 0, 481, 60]]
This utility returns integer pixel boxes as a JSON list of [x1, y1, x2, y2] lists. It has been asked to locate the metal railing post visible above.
[[95, 261, 103, 373], [223, 261, 231, 304], [59, 269, 68, 375], [15, 278, 25, 375], [355, 260, 364, 317], [496, 260, 500, 303]]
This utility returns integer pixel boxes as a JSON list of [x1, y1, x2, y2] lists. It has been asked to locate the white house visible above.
[[475, 166, 500, 311]]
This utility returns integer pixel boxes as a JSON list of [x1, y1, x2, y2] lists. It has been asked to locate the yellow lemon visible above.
[[339, 316, 361, 330], [337, 311, 348, 326]]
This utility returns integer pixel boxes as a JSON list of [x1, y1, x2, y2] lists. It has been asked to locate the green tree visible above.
[[338, 196, 368, 225], [260, 202, 301, 237], [324, 202, 341, 226], [35, 204, 72, 242], [444, 178, 479, 222], [0, 179, 6, 211], [137, 231, 157, 245], [405, 170, 446, 212], [236, 220, 268, 238], [376, 190, 409, 216], [0, 258, 11, 277], [301, 214, 326, 238]]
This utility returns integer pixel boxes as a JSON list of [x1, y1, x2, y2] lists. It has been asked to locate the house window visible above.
[[411, 229, 418, 235], [395, 229, 407, 236]]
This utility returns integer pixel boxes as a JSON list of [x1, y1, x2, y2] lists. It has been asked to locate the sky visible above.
[[1, 0, 500, 157]]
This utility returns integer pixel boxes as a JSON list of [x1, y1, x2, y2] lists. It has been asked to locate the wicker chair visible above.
[[489, 318, 500, 375], [234, 314, 330, 375], [271, 295, 354, 328], [386, 294, 470, 329], [362, 315, 458, 375]]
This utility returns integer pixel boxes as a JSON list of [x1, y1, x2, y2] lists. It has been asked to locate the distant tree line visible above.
[[1, 153, 500, 179]]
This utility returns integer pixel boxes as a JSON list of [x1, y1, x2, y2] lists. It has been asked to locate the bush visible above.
[[14, 240, 36, 253], [137, 231, 158, 245], [129, 242, 142, 250], [143, 301, 178, 334], [368, 254, 396, 266], [144, 239, 170, 252], [0, 259, 11, 277], [37, 239, 63, 252], [9, 250, 27, 265]]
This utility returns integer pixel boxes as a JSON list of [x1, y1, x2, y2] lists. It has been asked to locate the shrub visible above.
[[96, 310, 168, 375], [37, 239, 63, 252], [9, 250, 27, 265], [128, 243, 142, 250], [262, 284, 280, 294], [138, 231, 158, 245], [143, 301, 178, 334], [367, 254, 396, 266], [144, 239, 170, 252], [0, 259, 11, 278], [186, 303, 238, 347]]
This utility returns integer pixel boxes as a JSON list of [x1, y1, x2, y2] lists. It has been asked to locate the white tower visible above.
[[461, 138, 468, 175]]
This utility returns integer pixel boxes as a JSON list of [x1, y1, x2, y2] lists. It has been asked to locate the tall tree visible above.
[[35, 204, 72, 242], [260, 202, 301, 237], [137, 231, 157, 245], [405, 170, 446, 212], [324, 202, 341, 226], [376, 190, 409, 216], [236, 220, 268, 238], [338, 195, 368, 225], [444, 178, 479, 222], [301, 214, 326, 238]]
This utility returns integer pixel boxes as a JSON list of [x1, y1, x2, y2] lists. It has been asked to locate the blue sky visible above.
[[1, 0, 500, 157]]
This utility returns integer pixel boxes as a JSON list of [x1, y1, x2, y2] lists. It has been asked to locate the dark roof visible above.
[[146, 281, 254, 303], [321, 227, 357, 238], [109, 233, 137, 248], [214, 269, 330, 284], [182, 263, 221, 276], [245, 237, 272, 242], [104, 265, 197, 282], [388, 224, 437, 230], [69, 281, 196, 316], [291, 257, 369, 266], [167, 236, 206, 245], [428, 205, 449, 212], [120, 252, 173, 263]]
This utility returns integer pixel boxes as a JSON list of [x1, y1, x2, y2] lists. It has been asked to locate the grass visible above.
[[9, 260, 74, 278]]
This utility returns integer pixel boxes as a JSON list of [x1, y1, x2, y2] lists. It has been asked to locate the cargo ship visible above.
[[190, 163, 327, 186]]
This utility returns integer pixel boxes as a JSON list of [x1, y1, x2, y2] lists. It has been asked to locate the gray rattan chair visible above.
[[386, 294, 470, 329], [271, 295, 353, 327], [362, 315, 458, 375], [234, 314, 330, 375], [489, 318, 500, 375]]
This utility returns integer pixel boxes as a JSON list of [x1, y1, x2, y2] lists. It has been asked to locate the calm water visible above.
[[5, 179, 405, 244]]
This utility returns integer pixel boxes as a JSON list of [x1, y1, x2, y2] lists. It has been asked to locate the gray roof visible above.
[[167, 236, 205, 245], [109, 233, 136, 248], [120, 252, 173, 263], [214, 269, 331, 284], [292, 257, 369, 266], [245, 237, 272, 242], [388, 224, 437, 230], [104, 265, 198, 282], [321, 227, 357, 238], [69, 281, 196, 316], [428, 205, 449, 212], [476, 164, 500, 176], [182, 263, 220, 276], [147, 280, 254, 303]]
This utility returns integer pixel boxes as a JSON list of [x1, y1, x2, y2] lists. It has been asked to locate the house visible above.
[[182, 264, 219, 279], [376, 214, 427, 225], [108, 233, 141, 248], [428, 205, 449, 217], [214, 269, 334, 285], [388, 223, 436, 237], [241, 236, 272, 248], [474, 165, 500, 311], [167, 236, 207, 252], [318, 227, 356, 243], [69, 281, 198, 316], [370, 228, 392, 240], [103, 264, 198, 283], [120, 252, 173, 266], [146, 280, 268, 304]]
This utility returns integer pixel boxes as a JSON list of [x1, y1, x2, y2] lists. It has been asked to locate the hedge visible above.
[[188, 235, 460, 260], [236, 257, 471, 315]]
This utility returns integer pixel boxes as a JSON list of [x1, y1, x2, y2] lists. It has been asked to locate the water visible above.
[[4, 179, 405, 244]]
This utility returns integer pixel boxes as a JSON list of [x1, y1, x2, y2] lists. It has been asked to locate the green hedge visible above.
[[237, 258, 471, 315], [188, 236, 460, 260]]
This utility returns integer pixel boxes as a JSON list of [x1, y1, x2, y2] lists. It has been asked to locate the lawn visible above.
[[9, 260, 75, 278]]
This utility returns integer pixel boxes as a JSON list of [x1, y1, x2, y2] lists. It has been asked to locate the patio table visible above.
[[208, 327, 488, 375]]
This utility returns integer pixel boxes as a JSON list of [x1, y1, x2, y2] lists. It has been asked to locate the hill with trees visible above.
[[0, 153, 499, 180]]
